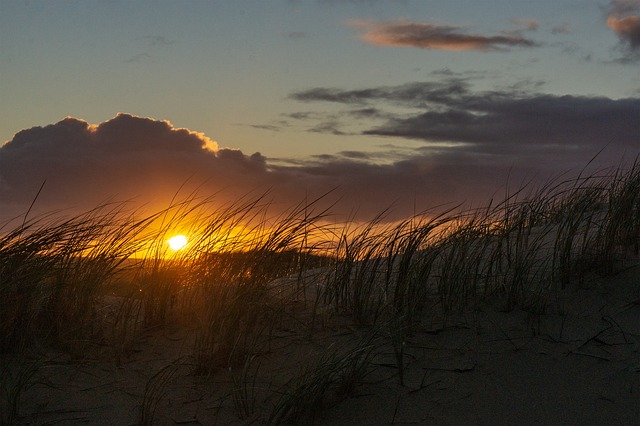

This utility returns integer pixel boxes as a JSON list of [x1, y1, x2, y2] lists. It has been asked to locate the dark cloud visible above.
[[2, 108, 637, 226], [289, 80, 640, 202], [3, 113, 463, 224], [0, 114, 272, 221], [291, 80, 470, 107], [349, 20, 538, 51], [607, 0, 640, 60], [339, 150, 373, 160], [347, 107, 384, 118], [308, 120, 350, 135], [367, 95, 639, 152], [270, 150, 550, 218], [285, 108, 385, 133], [291, 80, 639, 152], [609, 0, 640, 16], [286, 111, 317, 120], [242, 123, 285, 132]]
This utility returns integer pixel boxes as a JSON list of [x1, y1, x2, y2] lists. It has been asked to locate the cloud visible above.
[[3, 113, 495, 224], [609, 0, 640, 16], [3, 113, 472, 224], [349, 20, 538, 51], [308, 120, 351, 135], [282, 77, 639, 218], [607, 0, 640, 60], [366, 95, 639, 152], [242, 123, 285, 132], [608, 15, 640, 48], [291, 80, 470, 106], [290, 79, 640, 188], [2, 107, 638, 226], [291, 77, 639, 155], [291, 80, 639, 150], [0, 114, 272, 221]]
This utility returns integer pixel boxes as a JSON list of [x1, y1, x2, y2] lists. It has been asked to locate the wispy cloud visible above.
[[348, 20, 539, 51], [242, 123, 284, 132], [309, 120, 351, 135]]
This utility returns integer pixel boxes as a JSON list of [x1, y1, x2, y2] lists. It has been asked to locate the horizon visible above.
[[1, 0, 639, 224]]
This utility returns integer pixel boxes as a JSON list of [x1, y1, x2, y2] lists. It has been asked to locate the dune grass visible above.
[[267, 334, 377, 425], [1, 161, 639, 424], [0, 356, 40, 425]]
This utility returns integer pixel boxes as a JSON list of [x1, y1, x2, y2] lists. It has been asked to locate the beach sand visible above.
[[7, 259, 639, 425]]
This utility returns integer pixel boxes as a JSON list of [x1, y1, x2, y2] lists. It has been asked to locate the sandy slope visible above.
[[7, 261, 640, 425], [322, 262, 640, 425]]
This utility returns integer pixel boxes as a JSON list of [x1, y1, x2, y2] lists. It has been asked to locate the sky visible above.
[[1, 0, 639, 224]]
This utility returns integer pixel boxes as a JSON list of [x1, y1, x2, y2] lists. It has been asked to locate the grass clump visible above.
[[267, 336, 377, 425], [0, 204, 154, 354]]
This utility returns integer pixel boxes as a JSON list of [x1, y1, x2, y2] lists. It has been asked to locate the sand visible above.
[[4, 261, 639, 425]]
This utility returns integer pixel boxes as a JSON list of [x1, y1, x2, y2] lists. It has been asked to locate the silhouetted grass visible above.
[[1, 159, 639, 423]]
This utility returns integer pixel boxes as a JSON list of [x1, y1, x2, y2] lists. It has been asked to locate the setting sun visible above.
[[168, 235, 188, 251]]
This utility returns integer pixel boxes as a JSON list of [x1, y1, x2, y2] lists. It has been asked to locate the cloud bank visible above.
[[0, 114, 271, 221], [2, 97, 638, 226], [349, 20, 538, 51]]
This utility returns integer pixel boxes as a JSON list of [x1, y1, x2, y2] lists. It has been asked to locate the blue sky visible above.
[[1, 0, 639, 222]]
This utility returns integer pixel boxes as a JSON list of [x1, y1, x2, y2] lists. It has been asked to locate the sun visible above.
[[168, 235, 188, 251]]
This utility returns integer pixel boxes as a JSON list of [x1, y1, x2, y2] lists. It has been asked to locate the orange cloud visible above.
[[349, 20, 537, 51], [607, 0, 640, 55], [607, 15, 640, 48]]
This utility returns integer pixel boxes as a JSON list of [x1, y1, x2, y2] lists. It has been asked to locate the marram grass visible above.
[[1, 161, 639, 423]]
